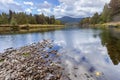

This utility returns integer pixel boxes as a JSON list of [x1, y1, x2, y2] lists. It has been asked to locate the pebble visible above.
[[0, 40, 68, 80]]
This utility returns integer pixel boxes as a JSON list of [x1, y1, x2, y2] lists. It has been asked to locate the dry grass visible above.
[[0, 24, 64, 34], [103, 21, 120, 26]]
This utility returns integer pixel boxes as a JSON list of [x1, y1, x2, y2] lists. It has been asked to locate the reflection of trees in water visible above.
[[100, 29, 120, 65]]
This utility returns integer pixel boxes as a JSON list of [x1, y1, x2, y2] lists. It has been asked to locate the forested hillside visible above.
[[80, 0, 120, 25], [57, 16, 82, 24], [0, 10, 61, 25]]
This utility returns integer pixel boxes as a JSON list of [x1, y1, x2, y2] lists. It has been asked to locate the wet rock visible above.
[[89, 66, 96, 73], [0, 40, 68, 80], [74, 74, 77, 77], [74, 67, 78, 70]]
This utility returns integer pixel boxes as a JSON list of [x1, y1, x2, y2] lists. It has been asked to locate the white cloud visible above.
[[37, 1, 53, 16], [25, 8, 32, 13], [0, 0, 22, 12], [53, 0, 111, 18], [37, 8, 52, 16], [37, 1, 52, 9], [0, 0, 14, 3], [0, 0, 111, 18], [23, 1, 34, 6], [0, 0, 20, 6]]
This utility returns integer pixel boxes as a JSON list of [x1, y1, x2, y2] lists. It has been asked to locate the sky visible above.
[[0, 0, 110, 18]]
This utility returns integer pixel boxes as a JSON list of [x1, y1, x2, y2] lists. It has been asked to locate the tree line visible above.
[[0, 10, 61, 25], [80, 0, 120, 25]]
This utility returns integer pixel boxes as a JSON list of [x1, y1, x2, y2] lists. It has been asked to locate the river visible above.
[[0, 28, 120, 80]]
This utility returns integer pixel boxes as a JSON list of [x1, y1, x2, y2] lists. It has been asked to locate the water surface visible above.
[[0, 28, 120, 80]]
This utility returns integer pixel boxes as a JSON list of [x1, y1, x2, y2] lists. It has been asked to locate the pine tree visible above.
[[90, 12, 99, 24], [109, 0, 120, 16], [101, 4, 111, 22]]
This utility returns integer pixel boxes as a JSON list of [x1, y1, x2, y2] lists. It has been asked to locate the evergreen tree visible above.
[[27, 14, 36, 24], [8, 10, 13, 23], [100, 4, 111, 22], [90, 12, 100, 24], [0, 13, 9, 24], [10, 17, 17, 26], [49, 15, 55, 24], [0, 10, 61, 25], [109, 0, 120, 16]]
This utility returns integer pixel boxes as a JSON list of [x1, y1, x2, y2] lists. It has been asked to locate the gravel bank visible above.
[[0, 40, 69, 80]]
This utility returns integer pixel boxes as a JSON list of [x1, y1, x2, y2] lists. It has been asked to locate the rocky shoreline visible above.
[[0, 40, 69, 80]]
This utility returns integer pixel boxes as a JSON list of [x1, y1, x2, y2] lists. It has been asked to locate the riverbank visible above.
[[0, 40, 69, 80], [86, 22, 120, 33], [0, 24, 64, 34], [90, 21, 120, 28]]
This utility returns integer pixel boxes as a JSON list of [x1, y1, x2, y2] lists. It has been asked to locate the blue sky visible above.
[[0, 0, 110, 18]]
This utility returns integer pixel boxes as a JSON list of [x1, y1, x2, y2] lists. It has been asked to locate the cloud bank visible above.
[[0, 0, 110, 18]]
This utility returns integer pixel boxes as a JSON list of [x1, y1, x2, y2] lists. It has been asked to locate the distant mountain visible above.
[[57, 16, 82, 23]]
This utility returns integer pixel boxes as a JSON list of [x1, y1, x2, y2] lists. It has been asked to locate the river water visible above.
[[0, 28, 120, 80]]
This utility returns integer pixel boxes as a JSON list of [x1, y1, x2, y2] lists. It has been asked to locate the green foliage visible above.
[[109, 0, 120, 16], [49, 15, 55, 24], [10, 17, 17, 26], [79, 17, 90, 25], [90, 12, 100, 24], [14, 12, 28, 24], [9, 10, 12, 23], [80, 13, 101, 26], [100, 4, 111, 22], [55, 20, 61, 25], [0, 13, 9, 24], [79, 0, 120, 26], [0, 10, 61, 25], [28, 14, 37, 24]]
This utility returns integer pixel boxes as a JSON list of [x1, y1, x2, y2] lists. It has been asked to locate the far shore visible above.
[[90, 21, 120, 28], [0, 24, 65, 34], [88, 21, 120, 31], [0, 24, 64, 27]]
